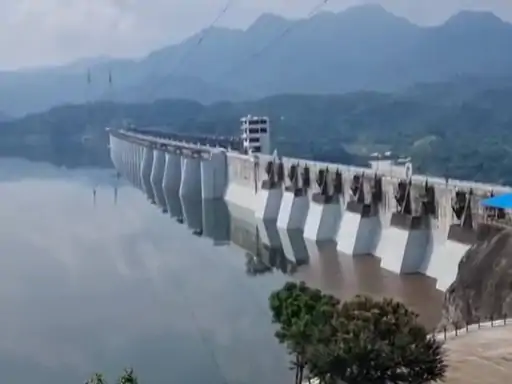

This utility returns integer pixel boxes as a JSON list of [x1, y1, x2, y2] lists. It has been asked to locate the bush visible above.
[[269, 282, 446, 384]]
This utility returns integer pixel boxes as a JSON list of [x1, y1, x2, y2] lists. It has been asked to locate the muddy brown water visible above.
[[229, 212, 444, 330]]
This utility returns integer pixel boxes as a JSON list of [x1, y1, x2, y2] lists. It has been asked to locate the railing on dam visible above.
[[108, 127, 512, 227], [108, 128, 228, 159], [123, 127, 242, 151], [109, 127, 512, 193]]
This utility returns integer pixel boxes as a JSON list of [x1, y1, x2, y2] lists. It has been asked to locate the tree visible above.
[[269, 281, 340, 384], [269, 283, 447, 384], [86, 368, 138, 384]]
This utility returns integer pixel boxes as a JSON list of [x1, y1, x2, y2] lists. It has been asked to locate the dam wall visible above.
[[108, 128, 512, 292], [225, 152, 257, 214]]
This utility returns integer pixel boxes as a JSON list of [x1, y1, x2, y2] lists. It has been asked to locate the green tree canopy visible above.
[[269, 282, 446, 384]]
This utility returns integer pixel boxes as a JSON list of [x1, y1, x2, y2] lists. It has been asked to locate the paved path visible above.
[[444, 324, 512, 383]]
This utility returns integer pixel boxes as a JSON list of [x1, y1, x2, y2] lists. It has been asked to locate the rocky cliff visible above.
[[440, 224, 512, 327]]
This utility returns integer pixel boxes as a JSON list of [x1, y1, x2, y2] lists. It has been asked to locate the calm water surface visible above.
[[0, 159, 443, 384]]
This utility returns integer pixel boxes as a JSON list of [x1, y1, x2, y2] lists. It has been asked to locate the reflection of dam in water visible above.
[[125, 170, 443, 328]]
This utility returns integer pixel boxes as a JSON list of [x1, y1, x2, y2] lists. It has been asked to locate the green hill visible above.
[[1, 83, 512, 184]]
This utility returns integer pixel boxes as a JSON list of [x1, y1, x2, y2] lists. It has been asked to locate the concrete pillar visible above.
[[179, 156, 202, 199], [255, 188, 283, 221], [150, 149, 167, 209], [128, 143, 135, 184], [377, 181, 444, 276], [122, 140, 130, 181], [122, 140, 134, 185], [140, 146, 156, 203], [164, 188, 184, 220], [122, 140, 128, 177], [303, 197, 342, 241], [181, 196, 203, 232], [201, 151, 227, 199], [276, 163, 309, 230], [257, 219, 281, 249], [424, 187, 474, 291], [427, 227, 472, 291], [277, 192, 309, 230], [163, 153, 182, 195], [123, 140, 131, 181], [136, 144, 144, 189], [302, 166, 343, 242], [131, 142, 142, 190], [336, 202, 381, 255], [254, 161, 283, 221], [109, 134, 116, 167], [377, 213, 431, 274], [202, 199, 230, 246], [278, 228, 309, 265], [109, 135, 121, 170], [117, 138, 124, 175], [336, 174, 382, 256]]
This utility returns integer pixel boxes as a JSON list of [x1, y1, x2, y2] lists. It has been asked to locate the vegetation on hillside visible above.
[[2, 81, 512, 184], [269, 282, 446, 384]]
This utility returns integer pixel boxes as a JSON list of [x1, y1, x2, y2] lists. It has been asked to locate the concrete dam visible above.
[[108, 117, 510, 292]]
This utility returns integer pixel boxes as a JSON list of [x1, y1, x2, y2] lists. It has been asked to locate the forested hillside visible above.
[[2, 80, 512, 184]]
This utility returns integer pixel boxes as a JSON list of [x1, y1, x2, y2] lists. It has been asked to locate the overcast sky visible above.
[[1, 0, 511, 70]]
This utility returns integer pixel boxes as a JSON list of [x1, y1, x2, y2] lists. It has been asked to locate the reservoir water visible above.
[[0, 158, 443, 384]]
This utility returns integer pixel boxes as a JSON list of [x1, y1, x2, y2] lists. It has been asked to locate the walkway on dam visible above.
[[443, 324, 512, 383]]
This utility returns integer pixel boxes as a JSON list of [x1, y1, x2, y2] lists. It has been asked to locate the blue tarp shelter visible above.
[[480, 193, 512, 209]]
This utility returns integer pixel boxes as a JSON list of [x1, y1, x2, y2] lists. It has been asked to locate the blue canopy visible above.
[[480, 193, 512, 209]]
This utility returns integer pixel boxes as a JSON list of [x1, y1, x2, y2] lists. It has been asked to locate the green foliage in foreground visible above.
[[269, 282, 447, 384], [86, 368, 138, 384]]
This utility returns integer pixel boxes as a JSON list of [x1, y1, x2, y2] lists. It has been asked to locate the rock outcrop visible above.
[[440, 224, 512, 327]]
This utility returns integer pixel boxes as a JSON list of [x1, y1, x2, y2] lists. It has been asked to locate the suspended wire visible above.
[[145, 0, 235, 101], [171, 0, 235, 73], [217, 0, 331, 81]]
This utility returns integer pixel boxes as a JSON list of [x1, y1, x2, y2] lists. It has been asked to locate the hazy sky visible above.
[[1, 0, 511, 70]]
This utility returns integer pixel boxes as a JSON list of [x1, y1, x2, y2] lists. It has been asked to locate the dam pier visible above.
[[108, 116, 510, 292]]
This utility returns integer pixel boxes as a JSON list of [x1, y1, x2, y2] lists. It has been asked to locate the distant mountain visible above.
[[1, 5, 512, 116], [0, 111, 10, 121]]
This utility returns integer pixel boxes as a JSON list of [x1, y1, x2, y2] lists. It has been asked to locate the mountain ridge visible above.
[[1, 6, 511, 116]]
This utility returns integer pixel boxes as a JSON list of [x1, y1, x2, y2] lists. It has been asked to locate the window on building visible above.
[[252, 146, 261, 152], [248, 128, 259, 134], [248, 137, 259, 143]]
